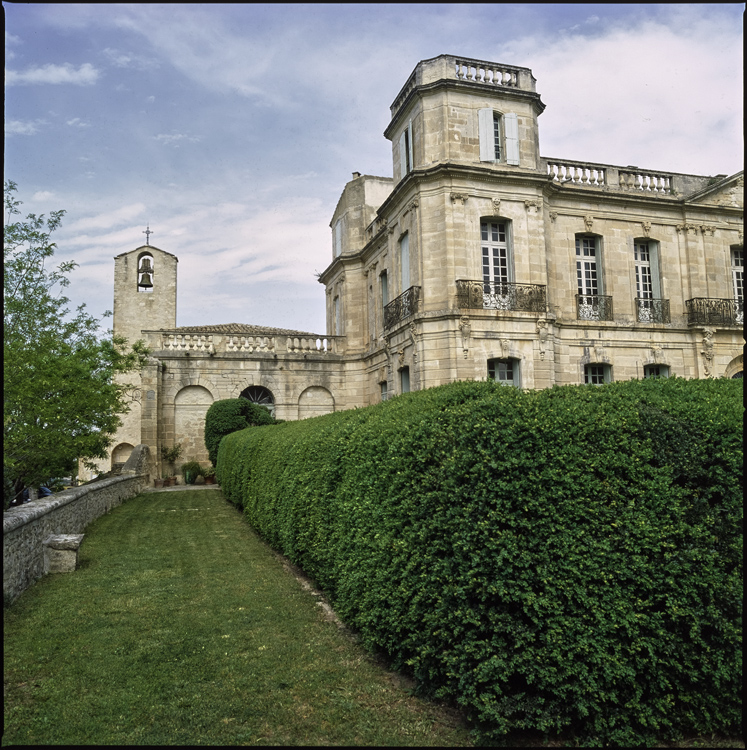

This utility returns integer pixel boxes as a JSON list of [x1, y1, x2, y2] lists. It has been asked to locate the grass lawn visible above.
[[3, 489, 472, 746]]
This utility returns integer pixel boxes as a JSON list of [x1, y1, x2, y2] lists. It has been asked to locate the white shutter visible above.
[[400, 233, 410, 291], [478, 108, 494, 161], [650, 241, 662, 299], [505, 112, 519, 165], [399, 130, 407, 179], [334, 220, 342, 257], [407, 119, 414, 172]]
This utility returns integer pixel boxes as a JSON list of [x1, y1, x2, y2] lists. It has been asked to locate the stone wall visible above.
[[3, 473, 149, 605]]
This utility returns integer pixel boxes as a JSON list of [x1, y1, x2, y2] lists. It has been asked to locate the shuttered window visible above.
[[478, 110, 519, 165]]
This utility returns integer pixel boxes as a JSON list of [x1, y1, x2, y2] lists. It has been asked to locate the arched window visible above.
[[240, 385, 275, 416]]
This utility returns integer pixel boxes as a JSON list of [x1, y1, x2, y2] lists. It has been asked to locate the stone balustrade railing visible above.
[[546, 159, 606, 187], [159, 332, 339, 355], [365, 215, 389, 242], [453, 57, 521, 87], [544, 158, 678, 196]]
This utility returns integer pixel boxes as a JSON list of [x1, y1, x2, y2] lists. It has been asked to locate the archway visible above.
[[240, 385, 275, 417], [111, 442, 135, 469], [298, 386, 334, 419], [724, 354, 743, 380], [175, 385, 214, 464]]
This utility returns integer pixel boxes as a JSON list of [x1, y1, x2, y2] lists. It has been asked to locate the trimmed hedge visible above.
[[204, 397, 276, 466], [216, 378, 742, 745]]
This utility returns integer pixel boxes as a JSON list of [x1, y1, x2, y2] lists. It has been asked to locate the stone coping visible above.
[[3, 474, 145, 535]]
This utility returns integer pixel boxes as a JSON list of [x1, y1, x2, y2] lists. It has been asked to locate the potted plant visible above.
[[181, 460, 203, 485], [203, 467, 217, 485], [161, 444, 182, 485]]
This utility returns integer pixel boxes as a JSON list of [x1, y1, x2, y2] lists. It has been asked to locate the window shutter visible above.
[[505, 112, 520, 165], [399, 130, 407, 179], [650, 241, 662, 299], [478, 108, 494, 161], [407, 120, 414, 172], [400, 234, 410, 291]]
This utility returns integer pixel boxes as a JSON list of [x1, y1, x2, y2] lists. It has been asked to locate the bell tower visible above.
[[113, 244, 178, 346]]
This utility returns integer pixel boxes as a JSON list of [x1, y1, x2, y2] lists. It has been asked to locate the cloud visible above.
[[5, 119, 45, 135], [66, 117, 91, 128], [5, 62, 99, 86], [102, 47, 159, 71], [65, 203, 147, 232], [153, 132, 200, 147], [32, 191, 56, 202]]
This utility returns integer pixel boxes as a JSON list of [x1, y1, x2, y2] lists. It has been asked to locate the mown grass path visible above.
[[3, 489, 471, 746]]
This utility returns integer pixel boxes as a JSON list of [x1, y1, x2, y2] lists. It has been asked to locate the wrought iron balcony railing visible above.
[[576, 294, 614, 321], [384, 286, 421, 329], [685, 298, 743, 326], [456, 280, 546, 312], [636, 297, 671, 324]]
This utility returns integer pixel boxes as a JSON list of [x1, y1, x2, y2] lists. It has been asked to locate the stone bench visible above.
[[43, 534, 85, 574]]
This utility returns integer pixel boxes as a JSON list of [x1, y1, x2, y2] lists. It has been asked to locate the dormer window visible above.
[[478, 110, 519, 165]]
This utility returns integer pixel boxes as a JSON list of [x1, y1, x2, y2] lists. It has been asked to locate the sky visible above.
[[4, 3, 744, 336]]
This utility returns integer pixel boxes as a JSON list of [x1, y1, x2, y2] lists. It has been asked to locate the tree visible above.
[[3, 181, 148, 508]]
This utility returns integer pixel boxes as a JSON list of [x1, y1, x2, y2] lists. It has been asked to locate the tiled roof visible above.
[[171, 323, 323, 337]]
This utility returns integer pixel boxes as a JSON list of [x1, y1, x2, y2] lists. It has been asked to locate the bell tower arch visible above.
[[113, 244, 178, 346]]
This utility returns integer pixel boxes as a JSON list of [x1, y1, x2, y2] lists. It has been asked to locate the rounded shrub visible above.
[[204, 397, 276, 467], [216, 378, 742, 745]]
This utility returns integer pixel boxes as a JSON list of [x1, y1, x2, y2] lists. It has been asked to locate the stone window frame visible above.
[[478, 109, 519, 165], [643, 364, 669, 379], [487, 357, 521, 387], [584, 363, 612, 385]]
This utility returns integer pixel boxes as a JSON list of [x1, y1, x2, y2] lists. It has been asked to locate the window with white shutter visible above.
[[478, 110, 519, 165]]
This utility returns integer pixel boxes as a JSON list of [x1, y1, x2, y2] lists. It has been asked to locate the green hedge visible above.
[[203, 397, 276, 466], [216, 378, 742, 745]]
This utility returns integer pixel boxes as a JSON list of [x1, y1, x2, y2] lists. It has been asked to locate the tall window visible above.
[[488, 358, 519, 387], [733, 247, 744, 325], [481, 220, 511, 309], [634, 241, 653, 300], [400, 233, 410, 292], [478, 110, 519, 165], [400, 367, 410, 393], [732, 247, 743, 302], [399, 120, 414, 178], [380, 381, 388, 401], [380, 270, 389, 307], [576, 236, 607, 320], [334, 296, 341, 335], [634, 240, 665, 322], [333, 219, 342, 257]]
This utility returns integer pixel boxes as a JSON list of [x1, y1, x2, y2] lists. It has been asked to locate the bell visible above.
[[138, 272, 153, 288], [138, 258, 153, 273]]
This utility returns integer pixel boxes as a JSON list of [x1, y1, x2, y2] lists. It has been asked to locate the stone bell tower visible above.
[[113, 244, 178, 346]]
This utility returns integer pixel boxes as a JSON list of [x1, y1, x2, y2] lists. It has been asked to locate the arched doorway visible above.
[[240, 385, 275, 417]]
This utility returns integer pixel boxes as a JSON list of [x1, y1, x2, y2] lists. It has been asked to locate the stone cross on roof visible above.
[[143, 225, 153, 245]]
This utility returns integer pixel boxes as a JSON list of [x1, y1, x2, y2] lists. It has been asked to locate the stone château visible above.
[[93, 55, 744, 478]]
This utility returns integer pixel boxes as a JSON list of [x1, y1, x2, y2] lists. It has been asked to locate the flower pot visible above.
[[204, 476, 216, 485], [154, 478, 164, 488]]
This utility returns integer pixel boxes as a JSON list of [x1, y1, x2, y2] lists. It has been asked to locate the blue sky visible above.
[[4, 3, 743, 335]]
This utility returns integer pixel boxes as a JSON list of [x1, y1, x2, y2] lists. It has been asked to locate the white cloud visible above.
[[5, 119, 45, 135], [5, 62, 99, 86], [32, 191, 56, 202], [102, 47, 159, 71], [153, 132, 200, 147], [66, 203, 147, 232], [66, 117, 91, 128]]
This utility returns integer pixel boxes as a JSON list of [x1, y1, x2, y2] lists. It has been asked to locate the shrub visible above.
[[180, 460, 203, 485], [204, 398, 276, 467], [216, 378, 742, 746]]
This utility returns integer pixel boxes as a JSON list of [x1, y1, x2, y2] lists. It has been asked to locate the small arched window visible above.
[[240, 385, 275, 416]]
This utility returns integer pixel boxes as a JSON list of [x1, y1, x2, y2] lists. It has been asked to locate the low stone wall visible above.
[[3, 473, 150, 605]]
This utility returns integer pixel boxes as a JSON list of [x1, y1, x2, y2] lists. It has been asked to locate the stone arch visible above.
[[136, 251, 155, 292], [163, 375, 220, 404], [724, 353, 743, 379], [174, 385, 214, 464], [111, 442, 135, 469], [239, 384, 276, 417], [298, 386, 334, 419]]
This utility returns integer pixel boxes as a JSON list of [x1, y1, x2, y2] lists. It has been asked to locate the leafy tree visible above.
[[204, 398, 276, 467], [3, 181, 148, 508]]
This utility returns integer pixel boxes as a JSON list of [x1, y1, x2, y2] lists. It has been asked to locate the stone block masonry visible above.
[[3, 473, 149, 605]]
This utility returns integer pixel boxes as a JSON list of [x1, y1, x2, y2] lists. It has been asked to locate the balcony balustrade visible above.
[[576, 294, 614, 321], [636, 297, 671, 324], [685, 298, 743, 326], [456, 280, 546, 313], [384, 286, 421, 329]]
